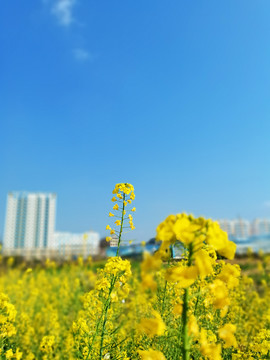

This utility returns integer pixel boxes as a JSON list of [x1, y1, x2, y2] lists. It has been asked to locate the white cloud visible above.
[[73, 48, 92, 61], [44, 1, 94, 62], [51, 0, 76, 26]]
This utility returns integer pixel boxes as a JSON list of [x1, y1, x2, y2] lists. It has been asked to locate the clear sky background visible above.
[[1, 0, 270, 242]]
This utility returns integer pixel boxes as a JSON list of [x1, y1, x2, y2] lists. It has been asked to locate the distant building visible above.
[[55, 231, 100, 257], [218, 218, 253, 240], [252, 219, 270, 236], [233, 219, 251, 240], [3, 192, 56, 251]]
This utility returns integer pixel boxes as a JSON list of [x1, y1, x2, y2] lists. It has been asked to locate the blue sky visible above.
[[1, 0, 270, 242]]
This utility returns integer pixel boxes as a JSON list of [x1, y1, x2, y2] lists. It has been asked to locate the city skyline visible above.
[[1, 190, 270, 244], [1, 190, 270, 243]]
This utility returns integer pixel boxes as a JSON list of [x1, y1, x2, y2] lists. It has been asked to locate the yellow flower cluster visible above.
[[106, 183, 136, 244], [0, 292, 17, 339], [0, 259, 94, 359], [156, 213, 236, 259], [138, 349, 166, 360], [0, 292, 22, 359], [2, 244, 270, 359], [138, 310, 166, 337], [113, 183, 134, 195], [40, 335, 55, 354]]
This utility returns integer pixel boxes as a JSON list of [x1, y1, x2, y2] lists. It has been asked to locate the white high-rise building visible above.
[[252, 219, 270, 236], [3, 192, 56, 250], [232, 218, 251, 240]]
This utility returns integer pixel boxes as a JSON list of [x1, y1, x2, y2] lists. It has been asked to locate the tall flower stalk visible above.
[[97, 183, 136, 359]]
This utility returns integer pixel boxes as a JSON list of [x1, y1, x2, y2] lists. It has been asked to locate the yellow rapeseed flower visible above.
[[165, 265, 198, 288], [188, 314, 199, 337], [138, 311, 166, 337], [40, 335, 55, 353], [218, 240, 237, 260], [200, 329, 222, 360], [113, 183, 134, 195], [138, 349, 166, 360], [217, 263, 240, 289], [5, 350, 14, 360], [141, 274, 157, 291], [218, 324, 237, 348], [209, 279, 230, 309], [172, 303, 183, 316], [195, 249, 213, 279], [141, 252, 162, 273]]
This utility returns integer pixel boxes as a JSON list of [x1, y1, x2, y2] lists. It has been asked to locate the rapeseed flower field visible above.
[[1, 183, 270, 360]]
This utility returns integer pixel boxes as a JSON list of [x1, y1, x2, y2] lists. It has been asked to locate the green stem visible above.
[[182, 287, 190, 360], [161, 280, 168, 315], [85, 278, 115, 360], [99, 195, 126, 359], [99, 277, 115, 359], [116, 194, 125, 256], [181, 243, 193, 360], [194, 286, 201, 317], [161, 245, 173, 314]]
